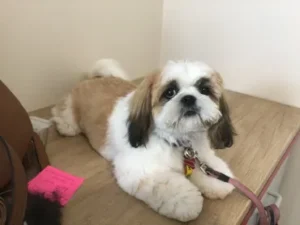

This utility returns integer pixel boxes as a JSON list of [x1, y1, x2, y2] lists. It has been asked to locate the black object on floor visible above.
[[24, 192, 62, 225]]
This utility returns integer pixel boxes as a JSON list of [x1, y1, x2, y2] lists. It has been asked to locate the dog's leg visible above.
[[114, 168, 203, 222], [51, 94, 81, 136], [190, 149, 235, 200]]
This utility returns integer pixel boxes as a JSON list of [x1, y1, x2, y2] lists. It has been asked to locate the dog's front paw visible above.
[[202, 166, 235, 200], [202, 180, 234, 200], [191, 161, 235, 200], [159, 190, 203, 222]]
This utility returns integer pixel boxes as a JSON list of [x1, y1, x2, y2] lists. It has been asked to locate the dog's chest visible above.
[[153, 145, 185, 173]]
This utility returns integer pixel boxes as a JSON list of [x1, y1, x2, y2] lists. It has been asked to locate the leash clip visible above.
[[198, 162, 208, 175], [182, 145, 280, 225], [183, 148, 209, 174], [183, 148, 209, 175], [183, 147, 196, 159]]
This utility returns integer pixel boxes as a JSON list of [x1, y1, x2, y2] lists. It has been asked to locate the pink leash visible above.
[[205, 166, 280, 225], [183, 148, 280, 225]]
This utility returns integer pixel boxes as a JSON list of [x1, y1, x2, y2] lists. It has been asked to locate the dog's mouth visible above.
[[182, 107, 199, 117], [170, 108, 206, 131], [180, 108, 209, 128], [184, 110, 197, 117]]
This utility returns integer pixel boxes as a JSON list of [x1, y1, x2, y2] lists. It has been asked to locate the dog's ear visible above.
[[208, 95, 236, 149], [127, 75, 156, 148]]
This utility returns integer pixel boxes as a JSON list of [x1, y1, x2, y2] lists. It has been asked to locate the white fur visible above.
[[90, 58, 129, 80], [100, 91, 234, 221], [53, 60, 234, 222], [154, 61, 222, 138], [102, 93, 204, 221], [51, 95, 81, 136], [161, 60, 214, 85], [100, 61, 235, 221], [154, 86, 221, 135]]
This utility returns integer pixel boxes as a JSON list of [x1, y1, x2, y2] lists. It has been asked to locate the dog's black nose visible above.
[[181, 95, 196, 106]]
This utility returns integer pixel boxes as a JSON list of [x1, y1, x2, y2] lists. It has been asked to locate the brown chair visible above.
[[0, 80, 50, 225]]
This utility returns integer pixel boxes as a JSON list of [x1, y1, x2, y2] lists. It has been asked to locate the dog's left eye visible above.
[[199, 86, 210, 95], [164, 87, 178, 99]]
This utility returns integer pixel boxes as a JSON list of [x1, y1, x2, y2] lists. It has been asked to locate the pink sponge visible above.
[[28, 166, 84, 206]]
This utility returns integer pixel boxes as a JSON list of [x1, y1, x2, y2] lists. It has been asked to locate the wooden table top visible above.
[[32, 89, 300, 225]]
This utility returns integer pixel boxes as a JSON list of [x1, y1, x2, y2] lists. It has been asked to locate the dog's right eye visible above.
[[163, 87, 178, 99]]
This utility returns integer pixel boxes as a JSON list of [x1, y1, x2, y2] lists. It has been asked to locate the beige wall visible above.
[[161, 0, 300, 108], [1, 0, 162, 111]]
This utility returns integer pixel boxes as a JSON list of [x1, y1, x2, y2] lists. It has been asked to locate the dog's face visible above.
[[152, 61, 223, 134], [128, 61, 235, 149]]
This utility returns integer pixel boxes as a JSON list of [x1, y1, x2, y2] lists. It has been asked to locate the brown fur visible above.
[[151, 76, 167, 116], [207, 72, 236, 149], [210, 72, 223, 99], [71, 77, 135, 149], [152, 77, 175, 117], [208, 95, 236, 149], [64, 68, 234, 150], [194, 74, 223, 103], [127, 73, 159, 147], [127, 70, 235, 149]]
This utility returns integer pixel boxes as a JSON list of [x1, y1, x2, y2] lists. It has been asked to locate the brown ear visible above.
[[127, 75, 155, 148], [208, 95, 236, 149]]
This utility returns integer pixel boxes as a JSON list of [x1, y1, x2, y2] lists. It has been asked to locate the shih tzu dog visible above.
[[51, 59, 236, 222]]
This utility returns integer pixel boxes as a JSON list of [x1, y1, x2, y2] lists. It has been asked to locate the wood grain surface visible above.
[[31, 87, 300, 225]]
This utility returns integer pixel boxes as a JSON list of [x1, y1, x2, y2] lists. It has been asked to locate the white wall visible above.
[[161, 0, 300, 108], [0, 0, 162, 111], [279, 135, 300, 225], [2, 1, 299, 111]]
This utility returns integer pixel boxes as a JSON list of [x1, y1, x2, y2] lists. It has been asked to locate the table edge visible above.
[[241, 130, 300, 224]]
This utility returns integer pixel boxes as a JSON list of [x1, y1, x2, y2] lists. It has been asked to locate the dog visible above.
[[51, 59, 236, 222]]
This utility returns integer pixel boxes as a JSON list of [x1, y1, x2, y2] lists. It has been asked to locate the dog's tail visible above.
[[88, 58, 129, 80]]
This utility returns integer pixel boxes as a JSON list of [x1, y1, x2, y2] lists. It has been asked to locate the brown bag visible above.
[[0, 80, 50, 225]]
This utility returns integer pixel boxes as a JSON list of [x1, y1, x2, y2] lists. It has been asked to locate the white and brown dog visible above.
[[51, 59, 236, 222]]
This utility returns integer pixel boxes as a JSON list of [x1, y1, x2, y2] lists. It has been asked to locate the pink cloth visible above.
[[28, 166, 84, 206]]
